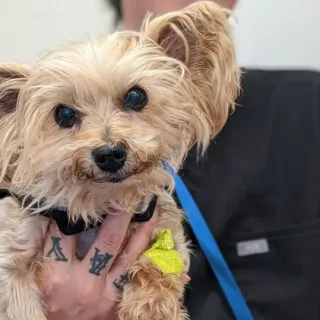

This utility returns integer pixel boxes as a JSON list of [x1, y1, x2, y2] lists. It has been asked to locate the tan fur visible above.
[[0, 2, 239, 319], [120, 258, 188, 320]]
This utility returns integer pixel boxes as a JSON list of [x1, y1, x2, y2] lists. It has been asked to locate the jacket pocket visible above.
[[221, 219, 320, 320]]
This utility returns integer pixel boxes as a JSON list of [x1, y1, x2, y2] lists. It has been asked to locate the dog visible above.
[[0, 2, 239, 319]]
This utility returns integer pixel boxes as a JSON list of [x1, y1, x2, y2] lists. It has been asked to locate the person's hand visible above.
[[41, 209, 159, 320]]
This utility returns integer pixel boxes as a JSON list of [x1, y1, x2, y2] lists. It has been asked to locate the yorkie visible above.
[[0, 2, 239, 319]]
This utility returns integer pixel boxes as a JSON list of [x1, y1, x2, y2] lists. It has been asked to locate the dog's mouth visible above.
[[92, 173, 134, 184], [92, 168, 141, 184], [90, 162, 154, 184]]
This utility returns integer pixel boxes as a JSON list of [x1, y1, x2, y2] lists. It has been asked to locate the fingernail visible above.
[[181, 273, 191, 284]]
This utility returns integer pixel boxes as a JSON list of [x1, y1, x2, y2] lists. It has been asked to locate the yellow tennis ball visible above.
[[143, 229, 184, 276]]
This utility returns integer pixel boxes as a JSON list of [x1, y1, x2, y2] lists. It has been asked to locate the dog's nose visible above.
[[92, 143, 127, 173]]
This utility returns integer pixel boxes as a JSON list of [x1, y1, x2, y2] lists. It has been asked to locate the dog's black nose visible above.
[[92, 144, 127, 173]]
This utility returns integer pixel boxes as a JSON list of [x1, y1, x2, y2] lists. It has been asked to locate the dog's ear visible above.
[[0, 63, 30, 116], [143, 1, 240, 151], [0, 63, 30, 184]]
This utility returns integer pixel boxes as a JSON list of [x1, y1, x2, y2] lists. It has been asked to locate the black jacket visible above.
[[182, 69, 320, 320]]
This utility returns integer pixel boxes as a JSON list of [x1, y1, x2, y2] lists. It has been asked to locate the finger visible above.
[[81, 211, 134, 277], [43, 220, 77, 264], [112, 208, 159, 271], [108, 209, 159, 295], [181, 273, 191, 284]]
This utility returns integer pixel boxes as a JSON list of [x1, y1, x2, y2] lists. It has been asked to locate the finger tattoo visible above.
[[46, 237, 68, 262], [89, 248, 113, 276], [113, 273, 130, 291]]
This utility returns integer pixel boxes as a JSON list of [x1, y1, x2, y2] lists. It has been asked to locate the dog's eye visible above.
[[123, 87, 148, 111], [54, 105, 77, 128]]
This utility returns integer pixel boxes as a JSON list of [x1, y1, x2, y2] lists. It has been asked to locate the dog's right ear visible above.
[[142, 1, 240, 153], [0, 63, 30, 116]]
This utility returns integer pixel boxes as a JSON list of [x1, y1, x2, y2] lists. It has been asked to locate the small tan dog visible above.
[[0, 2, 239, 319]]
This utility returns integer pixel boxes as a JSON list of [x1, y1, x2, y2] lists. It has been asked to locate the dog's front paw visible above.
[[119, 259, 188, 320]]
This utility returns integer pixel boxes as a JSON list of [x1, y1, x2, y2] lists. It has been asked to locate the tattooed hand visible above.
[[41, 209, 159, 320]]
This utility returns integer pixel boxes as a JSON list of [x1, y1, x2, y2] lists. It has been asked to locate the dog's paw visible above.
[[119, 259, 188, 320]]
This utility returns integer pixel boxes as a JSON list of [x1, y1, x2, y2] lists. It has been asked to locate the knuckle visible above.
[[76, 287, 94, 308], [125, 248, 141, 261], [44, 302, 56, 314], [141, 219, 157, 235], [97, 233, 122, 250], [42, 274, 64, 297]]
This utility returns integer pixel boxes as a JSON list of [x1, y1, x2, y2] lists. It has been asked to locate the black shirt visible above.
[[182, 69, 320, 320]]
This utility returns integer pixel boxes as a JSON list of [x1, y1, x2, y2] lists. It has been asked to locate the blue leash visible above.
[[166, 165, 254, 320]]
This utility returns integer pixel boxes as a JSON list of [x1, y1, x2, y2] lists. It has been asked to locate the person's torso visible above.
[[182, 69, 320, 320]]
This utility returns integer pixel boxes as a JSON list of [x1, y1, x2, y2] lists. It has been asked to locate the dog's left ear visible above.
[[143, 1, 240, 150], [0, 63, 30, 185], [0, 63, 30, 116]]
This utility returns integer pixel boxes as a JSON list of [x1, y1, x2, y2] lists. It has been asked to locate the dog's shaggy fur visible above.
[[0, 2, 240, 319]]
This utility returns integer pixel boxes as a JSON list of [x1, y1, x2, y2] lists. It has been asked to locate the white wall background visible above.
[[0, 0, 114, 64], [233, 0, 320, 71], [0, 0, 319, 70]]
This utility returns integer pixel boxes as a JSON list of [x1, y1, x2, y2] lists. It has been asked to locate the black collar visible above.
[[0, 189, 158, 236]]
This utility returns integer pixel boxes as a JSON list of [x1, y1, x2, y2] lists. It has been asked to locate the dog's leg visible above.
[[0, 197, 49, 320], [119, 197, 190, 320]]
